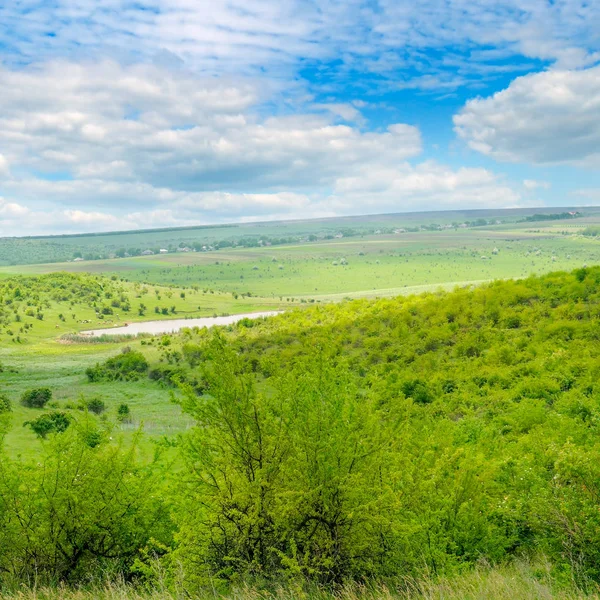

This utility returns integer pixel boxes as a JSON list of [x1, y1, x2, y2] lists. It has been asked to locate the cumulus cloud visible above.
[[0, 59, 528, 235], [454, 66, 600, 167], [329, 161, 520, 211], [0, 60, 422, 197], [0, 198, 29, 218]]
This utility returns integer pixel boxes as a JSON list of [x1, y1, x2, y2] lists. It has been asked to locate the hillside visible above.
[[2, 267, 600, 595]]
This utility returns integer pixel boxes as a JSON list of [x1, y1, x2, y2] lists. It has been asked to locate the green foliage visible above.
[[86, 348, 149, 382], [117, 403, 131, 423], [24, 411, 71, 438], [82, 397, 107, 414], [0, 427, 172, 585], [20, 387, 52, 408], [163, 266, 600, 587], [0, 394, 12, 413], [7, 266, 600, 592]]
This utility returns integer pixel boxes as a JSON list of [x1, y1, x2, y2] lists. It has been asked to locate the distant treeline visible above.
[[520, 211, 581, 223]]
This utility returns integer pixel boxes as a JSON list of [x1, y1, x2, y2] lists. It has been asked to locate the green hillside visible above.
[[2, 266, 600, 596]]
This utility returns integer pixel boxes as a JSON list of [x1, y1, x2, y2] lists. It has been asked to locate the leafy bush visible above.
[[0, 427, 172, 584], [82, 397, 106, 415], [0, 394, 11, 413], [86, 348, 148, 382], [117, 403, 131, 423], [24, 411, 71, 438], [20, 387, 52, 408]]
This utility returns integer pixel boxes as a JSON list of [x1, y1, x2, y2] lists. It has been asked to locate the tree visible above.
[[24, 411, 71, 438], [175, 336, 398, 585]]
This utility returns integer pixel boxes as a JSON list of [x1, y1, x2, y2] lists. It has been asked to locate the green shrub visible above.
[[82, 397, 106, 415], [24, 411, 71, 438], [117, 403, 131, 423], [0, 394, 11, 413], [20, 387, 52, 408], [0, 427, 172, 584], [86, 348, 148, 382]]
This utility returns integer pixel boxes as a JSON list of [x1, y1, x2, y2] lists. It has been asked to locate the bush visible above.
[[0, 394, 11, 413], [0, 427, 172, 584], [24, 411, 71, 438], [20, 387, 52, 408], [117, 403, 131, 423], [82, 397, 106, 415], [86, 349, 148, 382]]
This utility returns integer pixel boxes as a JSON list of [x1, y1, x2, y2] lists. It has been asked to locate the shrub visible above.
[[24, 411, 71, 438], [117, 403, 131, 423], [86, 349, 148, 382], [0, 394, 11, 413], [0, 428, 172, 584], [20, 387, 52, 408], [83, 397, 106, 415]]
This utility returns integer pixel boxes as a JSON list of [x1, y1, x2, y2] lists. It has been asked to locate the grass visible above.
[[0, 272, 293, 458], [0, 339, 192, 458], [0, 559, 597, 599]]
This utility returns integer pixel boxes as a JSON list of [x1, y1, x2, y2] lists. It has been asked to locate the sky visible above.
[[0, 0, 599, 235]]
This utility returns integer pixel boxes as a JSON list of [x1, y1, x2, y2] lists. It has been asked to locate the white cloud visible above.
[[0, 198, 29, 217], [328, 161, 521, 211], [1, 1, 599, 89], [0, 59, 529, 234], [0, 60, 422, 198], [523, 179, 551, 190], [454, 66, 600, 167], [0, 154, 9, 177]]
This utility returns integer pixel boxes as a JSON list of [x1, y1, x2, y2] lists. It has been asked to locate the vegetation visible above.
[[24, 411, 71, 438], [1, 266, 600, 597], [20, 387, 52, 408], [86, 348, 149, 382], [0, 207, 546, 267], [3, 207, 600, 597]]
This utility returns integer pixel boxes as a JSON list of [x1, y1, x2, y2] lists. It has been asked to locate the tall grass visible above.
[[60, 333, 149, 344], [1, 560, 598, 600]]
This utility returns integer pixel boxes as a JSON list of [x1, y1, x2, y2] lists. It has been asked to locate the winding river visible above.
[[81, 311, 282, 337]]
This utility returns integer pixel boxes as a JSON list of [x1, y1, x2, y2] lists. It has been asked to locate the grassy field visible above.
[[3, 206, 589, 267], [0, 273, 290, 458], [3, 218, 600, 300]]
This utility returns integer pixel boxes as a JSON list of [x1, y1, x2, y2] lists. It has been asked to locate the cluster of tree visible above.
[[4, 266, 600, 592], [520, 212, 581, 223]]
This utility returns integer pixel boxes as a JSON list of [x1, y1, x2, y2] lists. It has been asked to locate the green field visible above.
[[3, 209, 600, 301]]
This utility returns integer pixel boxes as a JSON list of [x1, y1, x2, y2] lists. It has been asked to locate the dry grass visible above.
[[2, 559, 599, 600]]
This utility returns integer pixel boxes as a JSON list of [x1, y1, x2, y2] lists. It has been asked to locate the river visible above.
[[81, 311, 282, 336]]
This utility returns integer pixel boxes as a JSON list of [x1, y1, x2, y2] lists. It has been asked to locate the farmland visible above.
[[2, 208, 600, 301]]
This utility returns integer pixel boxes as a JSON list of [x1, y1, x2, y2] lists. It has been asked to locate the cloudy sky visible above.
[[1, 0, 599, 235]]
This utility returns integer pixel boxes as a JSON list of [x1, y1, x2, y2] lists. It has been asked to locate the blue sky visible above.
[[0, 0, 599, 234]]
